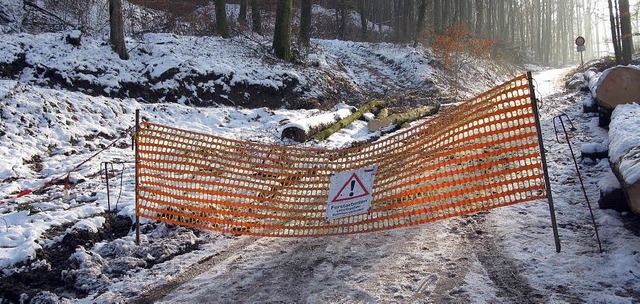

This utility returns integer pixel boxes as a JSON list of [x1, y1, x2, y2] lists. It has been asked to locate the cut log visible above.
[[594, 66, 640, 127], [280, 106, 354, 142], [595, 66, 640, 110], [367, 104, 440, 132], [314, 100, 388, 141], [611, 159, 640, 215], [608, 103, 640, 215]]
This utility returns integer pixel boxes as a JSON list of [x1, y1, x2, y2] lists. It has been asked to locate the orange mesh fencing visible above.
[[135, 74, 547, 237]]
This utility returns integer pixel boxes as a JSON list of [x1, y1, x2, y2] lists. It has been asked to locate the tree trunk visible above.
[[609, 0, 623, 64], [433, 0, 442, 35], [109, 0, 128, 60], [619, 0, 634, 64], [299, 0, 311, 46], [475, 0, 484, 37], [487, 0, 494, 38], [368, 105, 440, 132], [337, 0, 347, 39], [239, 0, 247, 25], [251, 0, 262, 35], [315, 101, 388, 141], [215, 0, 229, 38], [413, 0, 428, 47], [273, 0, 293, 61], [442, 0, 450, 28], [359, 0, 368, 41]]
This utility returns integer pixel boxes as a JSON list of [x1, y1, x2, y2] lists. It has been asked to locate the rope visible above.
[[1, 125, 135, 205]]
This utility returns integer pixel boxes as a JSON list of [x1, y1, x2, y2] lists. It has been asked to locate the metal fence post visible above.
[[528, 71, 562, 253], [135, 109, 140, 245]]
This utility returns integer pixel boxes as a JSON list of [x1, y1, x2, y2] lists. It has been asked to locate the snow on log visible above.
[[367, 104, 440, 132], [314, 100, 388, 141], [608, 103, 640, 215], [280, 105, 354, 142], [584, 69, 599, 98]]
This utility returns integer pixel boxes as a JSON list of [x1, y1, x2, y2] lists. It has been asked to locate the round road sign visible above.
[[575, 36, 586, 46]]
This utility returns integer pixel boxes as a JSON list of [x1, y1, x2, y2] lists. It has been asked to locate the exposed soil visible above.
[[0, 213, 132, 303], [0, 55, 336, 110]]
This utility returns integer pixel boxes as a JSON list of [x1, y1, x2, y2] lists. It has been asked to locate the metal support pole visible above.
[[528, 71, 562, 253], [553, 114, 603, 253], [135, 109, 140, 245], [104, 162, 111, 212]]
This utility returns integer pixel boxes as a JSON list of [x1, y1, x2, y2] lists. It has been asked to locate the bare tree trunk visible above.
[[619, 0, 635, 63], [215, 0, 229, 38], [336, 0, 347, 39], [359, 0, 368, 41], [413, 0, 428, 47], [433, 0, 442, 34], [609, 0, 623, 64], [109, 0, 128, 60], [273, 0, 293, 61], [251, 0, 262, 35], [475, 0, 484, 37], [299, 0, 311, 46], [487, 0, 494, 38], [239, 0, 247, 26]]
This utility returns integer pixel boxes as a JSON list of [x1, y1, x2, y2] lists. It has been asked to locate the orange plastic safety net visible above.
[[135, 73, 547, 237]]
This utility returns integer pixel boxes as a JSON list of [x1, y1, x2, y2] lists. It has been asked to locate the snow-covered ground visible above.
[[0, 32, 639, 303]]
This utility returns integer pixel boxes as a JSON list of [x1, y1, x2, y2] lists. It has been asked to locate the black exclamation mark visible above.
[[349, 180, 355, 197]]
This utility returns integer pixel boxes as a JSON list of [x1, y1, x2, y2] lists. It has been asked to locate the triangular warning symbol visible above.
[[331, 173, 370, 202]]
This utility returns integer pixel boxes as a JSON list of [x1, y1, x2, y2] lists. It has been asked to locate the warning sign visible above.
[[326, 166, 377, 220]]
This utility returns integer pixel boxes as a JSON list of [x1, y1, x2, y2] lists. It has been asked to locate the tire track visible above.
[[131, 236, 259, 304]]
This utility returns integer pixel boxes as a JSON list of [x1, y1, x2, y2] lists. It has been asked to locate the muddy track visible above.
[[469, 214, 549, 303], [133, 236, 260, 303], [141, 213, 557, 303]]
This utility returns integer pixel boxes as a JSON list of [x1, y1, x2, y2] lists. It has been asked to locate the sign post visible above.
[[575, 36, 586, 67]]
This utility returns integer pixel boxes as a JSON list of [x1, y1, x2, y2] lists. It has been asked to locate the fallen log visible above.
[[280, 106, 354, 142], [608, 103, 640, 215], [594, 66, 640, 127], [367, 104, 440, 132], [314, 100, 388, 141], [374, 107, 389, 119]]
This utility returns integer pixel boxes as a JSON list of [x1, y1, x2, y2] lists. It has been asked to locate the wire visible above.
[[1, 125, 136, 205]]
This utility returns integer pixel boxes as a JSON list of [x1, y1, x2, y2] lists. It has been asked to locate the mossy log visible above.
[[374, 107, 389, 119], [314, 100, 388, 141], [367, 104, 440, 132]]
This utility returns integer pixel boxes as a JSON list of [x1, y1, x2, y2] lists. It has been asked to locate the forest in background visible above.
[[10, 0, 640, 67]]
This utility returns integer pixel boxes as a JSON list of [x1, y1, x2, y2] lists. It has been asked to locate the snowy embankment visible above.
[[0, 32, 508, 109]]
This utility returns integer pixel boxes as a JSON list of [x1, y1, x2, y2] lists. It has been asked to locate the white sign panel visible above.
[[326, 166, 377, 221]]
